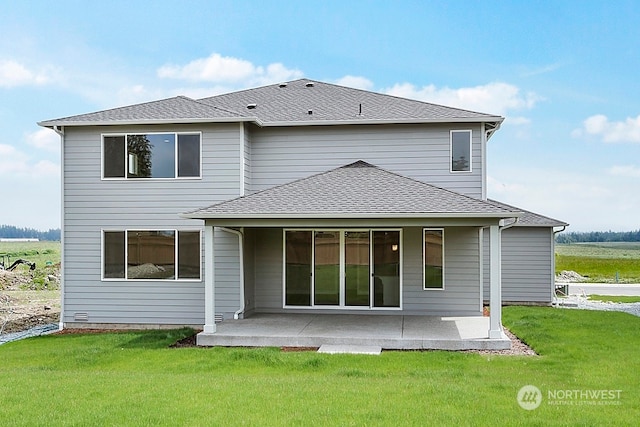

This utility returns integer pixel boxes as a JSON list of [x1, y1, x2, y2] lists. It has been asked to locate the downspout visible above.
[[53, 126, 65, 331], [219, 227, 245, 319]]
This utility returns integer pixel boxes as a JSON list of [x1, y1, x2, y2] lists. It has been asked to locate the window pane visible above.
[[285, 231, 312, 306], [104, 231, 125, 278], [314, 231, 340, 305], [345, 231, 369, 306], [451, 131, 471, 172], [127, 230, 175, 279], [103, 136, 125, 178], [373, 231, 400, 307], [127, 134, 176, 178], [178, 231, 201, 279], [178, 134, 200, 177], [424, 229, 444, 289]]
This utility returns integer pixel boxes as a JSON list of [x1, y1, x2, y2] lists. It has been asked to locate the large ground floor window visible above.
[[284, 229, 401, 309], [102, 229, 201, 281]]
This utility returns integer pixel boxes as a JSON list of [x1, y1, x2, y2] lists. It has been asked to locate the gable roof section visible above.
[[197, 79, 503, 126], [38, 96, 247, 127], [39, 79, 503, 128], [487, 199, 568, 227], [183, 161, 520, 220]]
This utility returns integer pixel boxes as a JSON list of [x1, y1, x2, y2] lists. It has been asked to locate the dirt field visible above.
[[0, 268, 61, 334]]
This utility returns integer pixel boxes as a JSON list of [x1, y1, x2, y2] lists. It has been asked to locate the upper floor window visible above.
[[102, 132, 201, 179], [450, 130, 472, 173]]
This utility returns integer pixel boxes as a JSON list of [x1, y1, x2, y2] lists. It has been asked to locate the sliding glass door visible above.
[[284, 229, 401, 309], [314, 231, 340, 305], [345, 231, 370, 306]]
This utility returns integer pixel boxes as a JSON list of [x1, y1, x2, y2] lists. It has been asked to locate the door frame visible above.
[[282, 228, 403, 310]]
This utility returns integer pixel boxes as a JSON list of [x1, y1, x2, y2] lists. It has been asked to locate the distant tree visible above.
[[0, 225, 61, 241], [556, 230, 640, 243]]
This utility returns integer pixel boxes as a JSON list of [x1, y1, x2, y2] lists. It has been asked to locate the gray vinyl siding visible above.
[[482, 227, 554, 303], [251, 226, 481, 316], [243, 123, 251, 195], [248, 123, 484, 198], [62, 123, 242, 325], [403, 227, 482, 315]]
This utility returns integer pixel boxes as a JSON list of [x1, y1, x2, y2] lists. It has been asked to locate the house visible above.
[[39, 79, 567, 349]]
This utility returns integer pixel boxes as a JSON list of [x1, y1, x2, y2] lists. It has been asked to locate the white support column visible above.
[[203, 224, 216, 334], [488, 224, 503, 339]]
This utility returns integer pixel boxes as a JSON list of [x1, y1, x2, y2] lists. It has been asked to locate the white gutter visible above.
[[499, 217, 520, 231], [219, 227, 245, 319], [53, 126, 65, 331], [38, 116, 504, 129], [181, 211, 523, 220]]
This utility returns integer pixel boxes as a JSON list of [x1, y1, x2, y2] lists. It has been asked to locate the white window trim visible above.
[[101, 132, 202, 180], [282, 228, 403, 310], [423, 228, 445, 291], [101, 229, 202, 282], [449, 129, 472, 173]]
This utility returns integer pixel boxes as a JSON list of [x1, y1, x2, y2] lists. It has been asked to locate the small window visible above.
[[423, 229, 444, 290], [102, 133, 201, 179], [102, 229, 201, 281], [450, 130, 471, 172]]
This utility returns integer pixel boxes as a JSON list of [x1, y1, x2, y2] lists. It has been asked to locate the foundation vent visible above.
[[215, 314, 224, 323], [74, 312, 89, 322]]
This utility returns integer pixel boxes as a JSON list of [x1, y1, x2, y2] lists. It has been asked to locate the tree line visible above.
[[556, 230, 640, 243], [0, 225, 61, 241]]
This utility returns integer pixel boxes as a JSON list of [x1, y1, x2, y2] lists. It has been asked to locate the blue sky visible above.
[[1, 0, 639, 232]]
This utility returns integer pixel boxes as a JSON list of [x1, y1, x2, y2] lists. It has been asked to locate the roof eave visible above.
[[181, 211, 521, 220], [37, 116, 261, 128], [259, 117, 504, 127]]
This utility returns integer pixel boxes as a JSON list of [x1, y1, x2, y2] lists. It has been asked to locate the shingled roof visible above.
[[487, 199, 568, 227], [39, 79, 503, 127], [38, 96, 245, 127], [197, 79, 503, 125], [183, 161, 520, 220]]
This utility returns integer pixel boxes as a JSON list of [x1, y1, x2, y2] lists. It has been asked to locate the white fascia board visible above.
[[181, 211, 522, 220], [37, 116, 260, 128], [260, 117, 504, 127]]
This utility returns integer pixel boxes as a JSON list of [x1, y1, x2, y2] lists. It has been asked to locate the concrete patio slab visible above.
[[318, 344, 382, 355], [196, 313, 511, 350]]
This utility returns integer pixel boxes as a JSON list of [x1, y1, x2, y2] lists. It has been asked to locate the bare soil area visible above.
[[0, 268, 61, 334]]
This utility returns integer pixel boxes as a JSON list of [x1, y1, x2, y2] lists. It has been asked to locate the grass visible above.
[[0, 307, 638, 425], [588, 294, 640, 303], [556, 242, 640, 283]]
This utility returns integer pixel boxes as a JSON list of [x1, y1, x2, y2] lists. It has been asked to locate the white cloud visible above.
[[333, 75, 374, 90], [0, 59, 50, 87], [157, 53, 303, 86], [0, 143, 59, 177], [488, 166, 639, 231], [25, 128, 60, 153], [608, 165, 640, 178], [383, 82, 541, 117], [573, 114, 640, 143]]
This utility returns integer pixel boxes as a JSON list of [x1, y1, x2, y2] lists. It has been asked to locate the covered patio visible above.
[[183, 161, 520, 350], [195, 313, 511, 350]]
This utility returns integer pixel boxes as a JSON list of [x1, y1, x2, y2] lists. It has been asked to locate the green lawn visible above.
[[556, 242, 640, 283], [588, 294, 640, 303], [0, 306, 638, 425]]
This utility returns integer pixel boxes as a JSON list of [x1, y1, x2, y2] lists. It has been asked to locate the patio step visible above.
[[317, 344, 382, 355]]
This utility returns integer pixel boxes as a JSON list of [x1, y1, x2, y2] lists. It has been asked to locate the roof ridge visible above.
[[188, 96, 245, 117]]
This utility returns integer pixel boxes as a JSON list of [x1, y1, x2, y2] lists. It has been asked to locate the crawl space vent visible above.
[[74, 312, 89, 321]]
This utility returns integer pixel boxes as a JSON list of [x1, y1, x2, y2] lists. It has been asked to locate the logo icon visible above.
[[517, 385, 542, 410]]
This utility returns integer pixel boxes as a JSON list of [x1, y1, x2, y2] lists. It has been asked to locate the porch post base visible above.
[[488, 328, 503, 339], [203, 324, 216, 334]]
